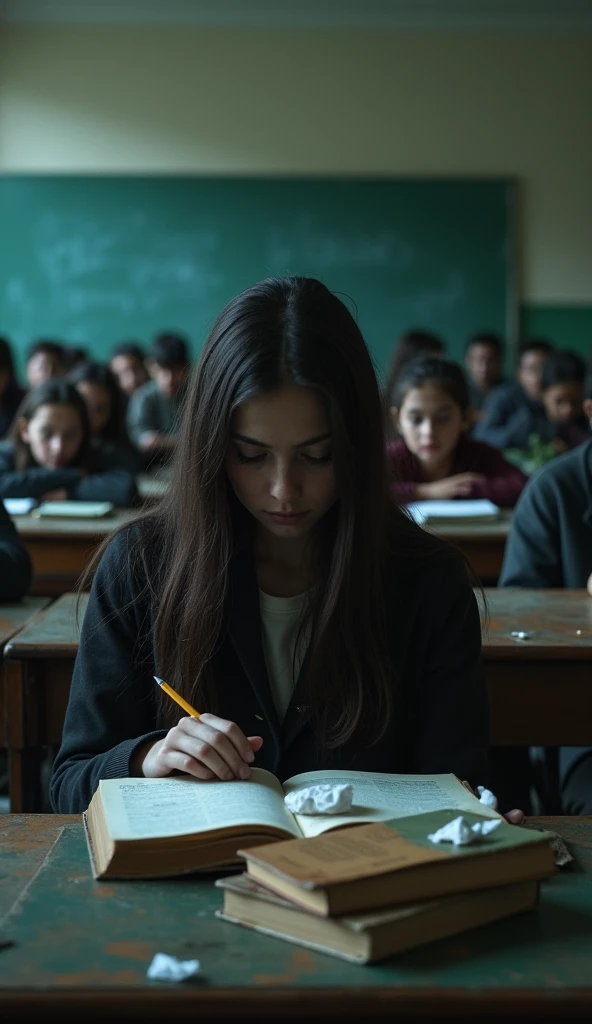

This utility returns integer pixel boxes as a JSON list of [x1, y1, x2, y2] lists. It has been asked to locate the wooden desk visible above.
[[2, 593, 88, 812], [1, 815, 591, 1019], [13, 510, 137, 596], [436, 514, 511, 584], [481, 589, 592, 747], [0, 597, 52, 760]]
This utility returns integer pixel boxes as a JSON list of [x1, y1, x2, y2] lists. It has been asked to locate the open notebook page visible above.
[[283, 770, 500, 839], [99, 769, 300, 841]]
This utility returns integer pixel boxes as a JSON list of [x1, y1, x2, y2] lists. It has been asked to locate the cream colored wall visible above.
[[0, 25, 590, 303]]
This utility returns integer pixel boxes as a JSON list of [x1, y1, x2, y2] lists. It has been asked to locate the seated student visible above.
[[499, 374, 592, 815], [387, 357, 527, 507], [0, 500, 32, 600], [385, 328, 444, 410], [539, 350, 589, 450], [109, 341, 150, 398], [0, 380, 138, 507], [465, 332, 505, 414], [0, 336, 26, 439], [62, 346, 89, 373], [126, 332, 190, 460], [67, 361, 143, 473], [51, 276, 510, 818], [474, 338, 554, 450], [25, 339, 66, 389]]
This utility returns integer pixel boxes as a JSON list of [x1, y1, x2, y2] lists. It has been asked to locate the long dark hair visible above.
[[87, 277, 444, 749], [67, 360, 127, 442], [9, 380, 91, 470]]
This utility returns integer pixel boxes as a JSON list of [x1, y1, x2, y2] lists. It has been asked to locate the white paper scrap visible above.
[[477, 786, 498, 809], [147, 953, 201, 982], [428, 815, 502, 846], [284, 783, 353, 816]]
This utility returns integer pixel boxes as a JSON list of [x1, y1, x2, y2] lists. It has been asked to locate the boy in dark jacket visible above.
[[499, 373, 592, 813]]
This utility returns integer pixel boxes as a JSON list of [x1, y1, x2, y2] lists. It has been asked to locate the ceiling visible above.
[[0, 0, 591, 31]]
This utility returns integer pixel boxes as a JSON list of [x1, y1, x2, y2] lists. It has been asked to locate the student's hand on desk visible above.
[[40, 488, 68, 501], [139, 714, 264, 782], [415, 473, 486, 500]]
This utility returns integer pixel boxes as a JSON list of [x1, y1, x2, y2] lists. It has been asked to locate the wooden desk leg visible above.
[[4, 660, 43, 813]]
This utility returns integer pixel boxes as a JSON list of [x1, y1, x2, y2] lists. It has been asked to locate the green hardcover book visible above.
[[216, 872, 540, 964], [239, 809, 556, 917]]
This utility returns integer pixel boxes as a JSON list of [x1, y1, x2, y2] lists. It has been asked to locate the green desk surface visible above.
[[1, 816, 592, 1018], [3, 593, 88, 658]]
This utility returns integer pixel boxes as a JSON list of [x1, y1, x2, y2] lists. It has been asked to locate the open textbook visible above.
[[84, 768, 500, 879]]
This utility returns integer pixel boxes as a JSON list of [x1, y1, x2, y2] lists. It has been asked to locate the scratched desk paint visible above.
[[0, 816, 592, 1019], [13, 510, 137, 596], [3, 594, 89, 812], [481, 589, 592, 747]]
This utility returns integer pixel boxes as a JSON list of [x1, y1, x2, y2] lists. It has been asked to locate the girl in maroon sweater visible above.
[[387, 357, 527, 508]]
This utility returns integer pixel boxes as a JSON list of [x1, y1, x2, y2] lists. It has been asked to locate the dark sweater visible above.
[[0, 500, 32, 599], [474, 381, 589, 452], [51, 527, 488, 813], [499, 440, 592, 588], [0, 441, 138, 507], [387, 435, 527, 508]]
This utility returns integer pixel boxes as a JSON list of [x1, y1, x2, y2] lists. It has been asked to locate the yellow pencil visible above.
[[153, 676, 200, 718]]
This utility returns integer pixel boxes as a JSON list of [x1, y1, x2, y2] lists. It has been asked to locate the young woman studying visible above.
[[0, 380, 138, 506], [388, 358, 527, 507], [51, 278, 519, 819]]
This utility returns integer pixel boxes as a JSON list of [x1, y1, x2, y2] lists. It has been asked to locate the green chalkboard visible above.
[[0, 176, 515, 379]]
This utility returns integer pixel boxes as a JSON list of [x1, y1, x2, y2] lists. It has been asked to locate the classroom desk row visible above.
[[13, 508, 512, 596], [2, 588, 591, 813], [1, 813, 591, 1017]]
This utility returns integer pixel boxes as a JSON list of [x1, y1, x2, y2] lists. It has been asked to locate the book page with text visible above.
[[99, 768, 302, 841], [283, 770, 500, 839]]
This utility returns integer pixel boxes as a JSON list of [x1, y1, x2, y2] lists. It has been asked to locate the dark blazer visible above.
[[0, 500, 32, 599], [0, 382, 26, 439], [0, 441, 138, 507], [50, 526, 489, 813], [388, 435, 527, 508], [500, 440, 592, 588]]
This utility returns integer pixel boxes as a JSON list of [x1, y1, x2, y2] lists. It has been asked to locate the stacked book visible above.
[[216, 807, 555, 964], [83, 767, 555, 964]]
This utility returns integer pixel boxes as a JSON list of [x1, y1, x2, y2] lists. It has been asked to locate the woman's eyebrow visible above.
[[231, 432, 332, 449]]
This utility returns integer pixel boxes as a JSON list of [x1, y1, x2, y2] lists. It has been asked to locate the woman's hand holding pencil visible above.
[[131, 676, 263, 782]]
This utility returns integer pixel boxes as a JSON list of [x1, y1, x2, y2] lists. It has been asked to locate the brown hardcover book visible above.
[[83, 768, 506, 879], [239, 810, 555, 916], [216, 873, 540, 963]]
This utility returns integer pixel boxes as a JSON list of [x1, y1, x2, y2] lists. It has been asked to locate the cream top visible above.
[[259, 589, 308, 720]]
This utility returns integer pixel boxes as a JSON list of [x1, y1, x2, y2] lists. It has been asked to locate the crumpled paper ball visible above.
[[427, 815, 502, 847], [284, 783, 353, 816]]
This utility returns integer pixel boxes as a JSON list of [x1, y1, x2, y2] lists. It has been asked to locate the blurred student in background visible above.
[[62, 346, 89, 373], [126, 332, 190, 461], [26, 339, 66, 389], [388, 357, 526, 507], [384, 329, 444, 416], [0, 380, 137, 506], [499, 371, 592, 814], [540, 351, 589, 449], [474, 339, 554, 451], [109, 341, 149, 398], [0, 337, 26, 439], [67, 361, 142, 473], [465, 332, 505, 414]]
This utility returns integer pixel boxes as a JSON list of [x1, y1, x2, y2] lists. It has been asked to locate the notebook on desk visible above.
[[32, 501, 114, 519], [407, 499, 500, 526]]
